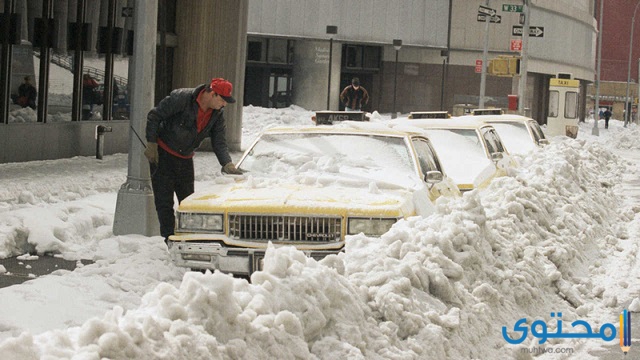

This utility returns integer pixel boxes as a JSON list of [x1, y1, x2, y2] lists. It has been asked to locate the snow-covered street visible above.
[[0, 106, 639, 359]]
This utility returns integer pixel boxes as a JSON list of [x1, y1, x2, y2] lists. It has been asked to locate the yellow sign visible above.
[[550, 78, 579, 87]]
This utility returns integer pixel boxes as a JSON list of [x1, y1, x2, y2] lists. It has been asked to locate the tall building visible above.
[[589, 0, 640, 121], [0, 1, 597, 163]]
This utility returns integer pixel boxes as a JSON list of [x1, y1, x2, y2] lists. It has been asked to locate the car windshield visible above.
[[421, 129, 494, 186], [239, 132, 418, 186], [488, 122, 537, 155]]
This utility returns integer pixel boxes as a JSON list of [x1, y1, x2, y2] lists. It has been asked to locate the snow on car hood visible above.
[[179, 174, 435, 217]]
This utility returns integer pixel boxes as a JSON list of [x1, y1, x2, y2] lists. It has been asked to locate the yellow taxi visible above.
[[168, 123, 460, 275], [388, 117, 515, 191], [469, 114, 548, 155]]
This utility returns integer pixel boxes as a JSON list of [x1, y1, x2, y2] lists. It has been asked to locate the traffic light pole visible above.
[[517, 0, 530, 115]]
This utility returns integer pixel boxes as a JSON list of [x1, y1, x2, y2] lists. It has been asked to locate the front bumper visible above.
[[168, 241, 341, 276]]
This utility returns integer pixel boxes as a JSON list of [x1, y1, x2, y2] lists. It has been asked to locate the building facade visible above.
[[0, 0, 598, 163], [245, 0, 597, 125], [587, 0, 640, 121]]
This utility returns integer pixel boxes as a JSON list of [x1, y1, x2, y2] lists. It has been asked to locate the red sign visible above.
[[475, 59, 483, 73], [510, 39, 523, 51]]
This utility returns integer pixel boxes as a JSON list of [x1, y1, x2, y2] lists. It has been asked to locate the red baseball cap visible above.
[[209, 78, 236, 103]]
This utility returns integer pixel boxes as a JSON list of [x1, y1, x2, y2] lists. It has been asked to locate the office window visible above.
[[268, 38, 288, 64], [363, 46, 381, 69], [345, 45, 363, 68], [247, 37, 266, 62], [343, 44, 381, 70]]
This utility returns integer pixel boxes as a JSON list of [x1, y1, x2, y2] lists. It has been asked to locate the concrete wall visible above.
[[248, 0, 449, 47], [0, 120, 130, 163], [174, 0, 248, 152], [292, 40, 342, 111]]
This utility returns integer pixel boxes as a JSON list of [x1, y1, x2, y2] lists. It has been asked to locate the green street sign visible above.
[[502, 4, 523, 12]]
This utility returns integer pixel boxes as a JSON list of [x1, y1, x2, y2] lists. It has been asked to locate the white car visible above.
[[467, 114, 548, 155], [168, 123, 460, 275], [388, 117, 514, 192]]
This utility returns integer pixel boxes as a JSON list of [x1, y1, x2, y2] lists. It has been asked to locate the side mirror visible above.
[[490, 152, 504, 162], [424, 170, 443, 184], [538, 138, 549, 146]]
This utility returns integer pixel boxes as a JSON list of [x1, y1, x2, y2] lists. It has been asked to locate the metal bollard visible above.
[[95, 125, 113, 159]]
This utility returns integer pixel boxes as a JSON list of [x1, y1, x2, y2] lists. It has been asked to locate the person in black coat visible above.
[[12, 76, 37, 109], [144, 78, 244, 244], [603, 109, 612, 129], [82, 74, 99, 120]]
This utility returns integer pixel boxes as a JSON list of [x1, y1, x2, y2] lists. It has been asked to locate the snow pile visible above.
[[0, 120, 634, 359]]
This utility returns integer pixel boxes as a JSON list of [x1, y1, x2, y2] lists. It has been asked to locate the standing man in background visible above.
[[340, 77, 369, 111], [82, 74, 100, 120], [144, 78, 244, 244], [603, 108, 612, 129]]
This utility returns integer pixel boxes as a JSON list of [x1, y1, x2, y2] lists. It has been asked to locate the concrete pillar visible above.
[[85, 0, 100, 56], [14, 0, 28, 43], [112, 0, 159, 236], [53, 0, 68, 51], [173, 0, 248, 152], [292, 39, 342, 111]]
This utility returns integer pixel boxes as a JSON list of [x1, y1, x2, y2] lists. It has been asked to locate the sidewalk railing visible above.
[[33, 50, 128, 88]]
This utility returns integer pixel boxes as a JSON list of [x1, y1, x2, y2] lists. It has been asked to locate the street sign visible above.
[[510, 39, 522, 51], [475, 59, 483, 73], [477, 14, 502, 23], [512, 25, 544, 37], [502, 4, 523, 12], [478, 5, 497, 17]]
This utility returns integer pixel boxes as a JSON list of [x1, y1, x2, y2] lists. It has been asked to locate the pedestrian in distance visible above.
[[340, 77, 369, 111], [603, 109, 612, 129], [144, 77, 244, 244], [82, 74, 100, 120], [11, 76, 37, 109]]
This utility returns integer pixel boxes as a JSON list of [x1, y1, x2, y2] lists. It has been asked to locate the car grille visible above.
[[228, 214, 342, 242]]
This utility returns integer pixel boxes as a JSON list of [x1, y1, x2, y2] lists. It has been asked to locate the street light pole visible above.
[[517, 0, 530, 115], [624, 1, 640, 127], [593, 0, 604, 136], [479, 0, 490, 109], [392, 39, 402, 119], [326, 25, 337, 110]]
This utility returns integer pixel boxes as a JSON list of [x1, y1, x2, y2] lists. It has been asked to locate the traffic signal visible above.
[[488, 56, 520, 77], [488, 58, 509, 76], [508, 57, 521, 75]]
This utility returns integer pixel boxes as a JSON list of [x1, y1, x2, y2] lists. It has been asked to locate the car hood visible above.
[[178, 175, 435, 217]]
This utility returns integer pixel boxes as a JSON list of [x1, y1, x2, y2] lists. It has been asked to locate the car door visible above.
[[481, 127, 516, 169], [410, 137, 459, 198]]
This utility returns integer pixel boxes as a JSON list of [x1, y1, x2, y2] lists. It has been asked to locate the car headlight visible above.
[[177, 212, 224, 233], [347, 217, 399, 236]]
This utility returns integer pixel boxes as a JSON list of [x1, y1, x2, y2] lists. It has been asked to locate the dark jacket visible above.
[[18, 83, 37, 108], [340, 85, 369, 110], [146, 84, 232, 165]]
